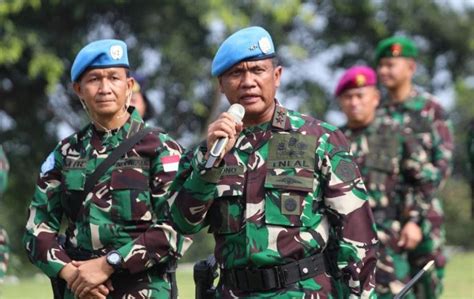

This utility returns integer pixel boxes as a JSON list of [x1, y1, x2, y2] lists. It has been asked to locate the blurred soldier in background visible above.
[[375, 36, 454, 299], [23, 39, 191, 299], [468, 119, 474, 218], [170, 26, 378, 298], [0, 145, 10, 284], [336, 66, 431, 298], [130, 74, 154, 122]]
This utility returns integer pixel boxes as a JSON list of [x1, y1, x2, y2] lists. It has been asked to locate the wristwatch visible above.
[[106, 250, 123, 271]]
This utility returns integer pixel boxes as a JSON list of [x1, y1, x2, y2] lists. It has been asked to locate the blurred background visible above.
[[0, 0, 473, 298]]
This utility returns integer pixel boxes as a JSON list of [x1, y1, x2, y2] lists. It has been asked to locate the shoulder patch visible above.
[[40, 152, 56, 177]]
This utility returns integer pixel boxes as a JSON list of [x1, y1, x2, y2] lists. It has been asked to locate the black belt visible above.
[[221, 253, 326, 292]]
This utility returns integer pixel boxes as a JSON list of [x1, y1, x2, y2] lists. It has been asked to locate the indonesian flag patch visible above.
[[161, 155, 180, 172]]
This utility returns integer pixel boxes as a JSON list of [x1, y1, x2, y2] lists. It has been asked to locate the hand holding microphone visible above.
[[205, 104, 245, 169]]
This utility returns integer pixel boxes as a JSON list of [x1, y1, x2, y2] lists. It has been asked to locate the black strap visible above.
[[221, 252, 326, 292], [83, 127, 155, 195]]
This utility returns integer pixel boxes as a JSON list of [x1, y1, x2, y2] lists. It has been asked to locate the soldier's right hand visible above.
[[207, 112, 243, 160]]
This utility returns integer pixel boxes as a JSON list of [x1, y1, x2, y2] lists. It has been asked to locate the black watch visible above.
[[106, 250, 123, 271]]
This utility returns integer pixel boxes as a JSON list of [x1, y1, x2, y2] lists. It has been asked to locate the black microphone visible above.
[[205, 103, 245, 169], [394, 260, 435, 299]]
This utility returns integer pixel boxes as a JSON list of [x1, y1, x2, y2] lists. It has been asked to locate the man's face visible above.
[[338, 86, 380, 128], [218, 59, 282, 125], [73, 67, 133, 120], [377, 57, 415, 89]]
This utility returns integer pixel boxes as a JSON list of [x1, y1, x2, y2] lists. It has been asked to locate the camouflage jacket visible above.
[[170, 104, 378, 297], [378, 89, 454, 197], [0, 145, 8, 196], [468, 120, 474, 176], [340, 117, 430, 227], [23, 108, 191, 278]]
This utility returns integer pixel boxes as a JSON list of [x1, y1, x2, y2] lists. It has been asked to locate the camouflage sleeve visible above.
[[420, 106, 454, 190], [467, 121, 474, 172], [0, 146, 9, 195], [169, 145, 221, 234], [400, 132, 432, 223], [320, 129, 378, 298], [23, 144, 71, 278], [116, 134, 192, 274]]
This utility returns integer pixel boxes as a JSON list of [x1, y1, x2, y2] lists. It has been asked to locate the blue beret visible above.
[[211, 26, 275, 77], [71, 39, 129, 82]]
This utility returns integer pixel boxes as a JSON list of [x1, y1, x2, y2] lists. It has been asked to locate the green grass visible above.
[[1, 252, 473, 299]]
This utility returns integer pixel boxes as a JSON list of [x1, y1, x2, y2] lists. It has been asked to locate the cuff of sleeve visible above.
[[190, 148, 224, 184], [46, 257, 72, 278]]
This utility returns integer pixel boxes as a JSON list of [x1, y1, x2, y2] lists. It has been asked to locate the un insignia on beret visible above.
[[110, 45, 124, 60], [259, 37, 272, 54]]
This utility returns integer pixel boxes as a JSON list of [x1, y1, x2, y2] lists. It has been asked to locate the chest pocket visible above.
[[365, 131, 399, 185], [207, 164, 245, 235], [110, 157, 152, 222], [407, 111, 431, 134], [61, 159, 87, 221], [264, 133, 321, 228]]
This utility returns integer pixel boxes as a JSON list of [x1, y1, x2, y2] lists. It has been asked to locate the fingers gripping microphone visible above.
[[204, 104, 245, 169]]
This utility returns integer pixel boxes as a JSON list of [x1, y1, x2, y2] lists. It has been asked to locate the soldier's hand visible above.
[[398, 221, 423, 249], [207, 112, 243, 160], [58, 262, 78, 287], [79, 283, 111, 299], [69, 257, 114, 298]]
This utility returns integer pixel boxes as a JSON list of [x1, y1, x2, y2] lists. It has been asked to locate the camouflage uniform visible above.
[[378, 89, 454, 298], [170, 104, 378, 298], [0, 145, 9, 283], [341, 116, 430, 299], [23, 108, 192, 299], [468, 120, 474, 212]]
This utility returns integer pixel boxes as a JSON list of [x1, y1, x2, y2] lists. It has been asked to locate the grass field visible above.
[[1, 252, 473, 299]]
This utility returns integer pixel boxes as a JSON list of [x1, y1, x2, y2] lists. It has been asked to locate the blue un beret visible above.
[[211, 26, 275, 77], [71, 39, 129, 82]]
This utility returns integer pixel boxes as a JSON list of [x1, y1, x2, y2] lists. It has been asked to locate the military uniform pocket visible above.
[[207, 196, 244, 234], [110, 169, 152, 222], [61, 168, 86, 220]]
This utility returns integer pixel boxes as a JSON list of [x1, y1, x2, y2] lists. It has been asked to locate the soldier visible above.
[[170, 26, 378, 298], [130, 74, 154, 122], [23, 39, 191, 299], [468, 120, 474, 218], [375, 36, 454, 299], [0, 145, 10, 284], [336, 66, 431, 298]]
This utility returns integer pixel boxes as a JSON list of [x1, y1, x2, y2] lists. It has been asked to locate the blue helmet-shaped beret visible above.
[[211, 26, 275, 77], [71, 39, 129, 82]]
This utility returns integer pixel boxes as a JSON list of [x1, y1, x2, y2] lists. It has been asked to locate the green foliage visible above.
[[440, 179, 474, 248]]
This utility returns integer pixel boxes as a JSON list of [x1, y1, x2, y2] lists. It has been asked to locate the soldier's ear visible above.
[[273, 65, 283, 89], [218, 77, 225, 93], [408, 58, 417, 74], [72, 82, 82, 98]]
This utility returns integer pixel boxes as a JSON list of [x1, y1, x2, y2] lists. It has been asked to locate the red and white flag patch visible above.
[[161, 155, 180, 172]]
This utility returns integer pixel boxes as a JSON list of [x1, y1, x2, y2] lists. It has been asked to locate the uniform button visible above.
[[302, 267, 308, 274]]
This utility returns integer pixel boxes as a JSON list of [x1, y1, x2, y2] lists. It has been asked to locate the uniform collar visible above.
[[89, 106, 145, 151]]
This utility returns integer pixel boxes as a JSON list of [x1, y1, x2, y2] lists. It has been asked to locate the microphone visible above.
[[204, 103, 245, 169], [394, 260, 435, 299]]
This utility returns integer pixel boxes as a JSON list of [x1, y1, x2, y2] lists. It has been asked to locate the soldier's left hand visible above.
[[398, 221, 423, 249], [69, 257, 114, 298]]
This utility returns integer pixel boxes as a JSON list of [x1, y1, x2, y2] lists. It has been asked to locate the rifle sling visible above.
[[83, 126, 155, 197]]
